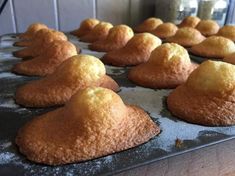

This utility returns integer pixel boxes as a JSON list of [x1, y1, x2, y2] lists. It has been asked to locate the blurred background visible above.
[[0, 0, 234, 35]]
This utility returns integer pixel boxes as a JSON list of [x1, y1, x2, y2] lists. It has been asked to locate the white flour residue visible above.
[[105, 65, 126, 76], [93, 155, 114, 171], [0, 152, 16, 164], [0, 99, 20, 109], [0, 148, 102, 175], [103, 155, 113, 164], [0, 55, 20, 62], [0, 141, 12, 150], [0, 34, 235, 175], [0, 45, 22, 53], [119, 86, 235, 151], [0, 96, 29, 112], [119, 86, 170, 113], [0, 72, 21, 78], [0, 34, 18, 41], [65, 172, 75, 176], [76, 41, 89, 49], [148, 116, 235, 151], [0, 53, 13, 59], [81, 49, 106, 59], [0, 41, 15, 48], [0, 151, 30, 170]]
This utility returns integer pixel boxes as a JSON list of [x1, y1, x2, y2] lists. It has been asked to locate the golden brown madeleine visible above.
[[80, 22, 113, 43], [15, 27, 47, 47], [15, 55, 119, 107], [89, 25, 134, 52], [166, 27, 206, 47], [196, 19, 219, 37], [223, 52, 235, 65], [167, 60, 235, 126], [190, 36, 235, 59], [13, 29, 68, 59], [18, 23, 48, 40], [151, 23, 178, 39], [134, 17, 163, 33], [102, 33, 162, 66], [71, 18, 100, 37], [217, 25, 235, 41], [178, 16, 201, 28], [128, 43, 197, 88], [12, 40, 77, 76], [15, 23, 48, 47], [16, 87, 159, 165], [33, 29, 68, 46]]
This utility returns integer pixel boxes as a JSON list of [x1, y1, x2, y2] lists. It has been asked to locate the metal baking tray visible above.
[[189, 52, 221, 63], [0, 33, 235, 176]]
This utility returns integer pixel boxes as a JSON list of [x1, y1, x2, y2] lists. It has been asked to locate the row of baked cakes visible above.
[[10, 15, 235, 166]]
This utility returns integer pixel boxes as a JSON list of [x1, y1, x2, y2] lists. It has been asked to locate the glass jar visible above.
[[155, 0, 198, 24], [198, 0, 228, 26]]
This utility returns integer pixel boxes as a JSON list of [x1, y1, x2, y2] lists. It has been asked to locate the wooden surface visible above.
[[117, 139, 235, 176]]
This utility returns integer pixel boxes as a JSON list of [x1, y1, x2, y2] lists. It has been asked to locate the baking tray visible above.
[[188, 52, 221, 64], [1, 33, 235, 176]]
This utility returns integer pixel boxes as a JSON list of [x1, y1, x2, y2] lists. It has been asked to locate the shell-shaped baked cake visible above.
[[15, 23, 49, 47], [128, 43, 197, 88], [190, 36, 235, 59], [178, 16, 201, 28], [196, 20, 219, 37], [167, 60, 235, 126], [15, 87, 160, 165], [71, 18, 100, 37], [12, 40, 78, 76], [223, 52, 235, 65], [217, 25, 235, 42], [89, 25, 134, 52], [102, 33, 162, 66], [134, 17, 163, 33], [166, 27, 206, 47], [13, 28, 68, 59], [151, 23, 178, 39], [15, 55, 119, 107], [187, 61, 235, 95], [80, 22, 113, 43], [19, 23, 48, 40], [32, 29, 68, 46]]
